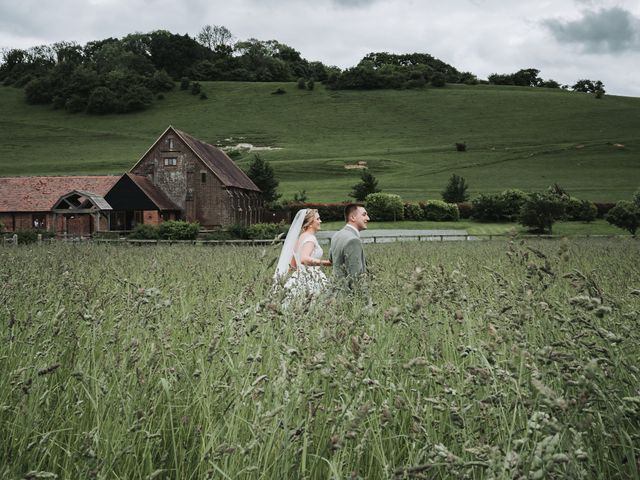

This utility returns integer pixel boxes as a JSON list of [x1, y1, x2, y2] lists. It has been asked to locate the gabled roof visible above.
[[126, 174, 181, 211], [0, 176, 119, 213], [130, 126, 261, 192], [52, 190, 113, 211]]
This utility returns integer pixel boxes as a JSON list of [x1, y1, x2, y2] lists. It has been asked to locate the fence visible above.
[[2, 233, 633, 247]]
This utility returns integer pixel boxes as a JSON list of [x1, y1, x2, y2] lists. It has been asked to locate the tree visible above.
[[430, 71, 445, 87], [197, 25, 234, 51], [606, 201, 640, 235], [441, 174, 469, 203], [518, 193, 566, 234], [350, 169, 381, 201], [87, 86, 118, 114], [246, 154, 280, 204], [572, 79, 605, 94]]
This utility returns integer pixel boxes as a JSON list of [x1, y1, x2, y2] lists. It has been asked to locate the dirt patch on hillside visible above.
[[344, 161, 368, 170]]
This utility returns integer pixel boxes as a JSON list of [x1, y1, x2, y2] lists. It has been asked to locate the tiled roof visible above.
[[127, 174, 181, 211], [0, 176, 119, 213], [173, 128, 261, 192]]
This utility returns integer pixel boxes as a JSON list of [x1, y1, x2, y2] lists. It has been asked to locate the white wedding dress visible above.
[[282, 233, 328, 299]]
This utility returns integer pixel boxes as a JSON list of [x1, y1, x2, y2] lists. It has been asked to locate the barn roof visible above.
[[126, 174, 181, 211], [130, 126, 261, 192], [0, 176, 119, 213]]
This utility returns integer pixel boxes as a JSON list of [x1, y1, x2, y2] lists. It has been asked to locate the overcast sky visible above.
[[1, 0, 639, 97]]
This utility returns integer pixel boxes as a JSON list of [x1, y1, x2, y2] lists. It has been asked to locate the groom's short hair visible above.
[[344, 203, 363, 222]]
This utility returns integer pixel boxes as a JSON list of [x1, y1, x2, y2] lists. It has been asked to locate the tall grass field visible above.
[[1, 82, 639, 202], [1, 239, 638, 479]]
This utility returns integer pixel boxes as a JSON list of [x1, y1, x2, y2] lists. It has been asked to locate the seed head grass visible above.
[[0, 239, 638, 479]]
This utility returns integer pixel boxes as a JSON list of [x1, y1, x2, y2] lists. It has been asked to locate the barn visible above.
[[0, 127, 263, 236]]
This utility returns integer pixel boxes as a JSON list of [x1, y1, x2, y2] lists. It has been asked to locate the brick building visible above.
[[0, 127, 263, 236]]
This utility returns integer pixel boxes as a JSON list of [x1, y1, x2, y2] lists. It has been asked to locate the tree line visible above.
[[0, 25, 606, 115]]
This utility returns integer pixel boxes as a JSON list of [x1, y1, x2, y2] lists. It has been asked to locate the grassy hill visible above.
[[1, 82, 638, 202]]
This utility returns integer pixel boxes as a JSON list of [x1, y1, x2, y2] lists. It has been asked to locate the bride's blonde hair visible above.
[[301, 209, 319, 232]]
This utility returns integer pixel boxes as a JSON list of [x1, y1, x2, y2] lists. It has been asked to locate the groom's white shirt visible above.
[[345, 224, 360, 237]]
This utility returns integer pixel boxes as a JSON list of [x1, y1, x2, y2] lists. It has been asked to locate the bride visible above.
[[273, 209, 331, 299]]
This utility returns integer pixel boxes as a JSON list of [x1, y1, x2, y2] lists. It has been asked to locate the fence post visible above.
[[12, 234, 18, 246], [37, 233, 42, 244]]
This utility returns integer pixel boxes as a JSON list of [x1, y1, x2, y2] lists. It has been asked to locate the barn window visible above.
[[32, 214, 47, 229], [164, 157, 177, 166], [201, 172, 207, 183], [168, 138, 174, 150]]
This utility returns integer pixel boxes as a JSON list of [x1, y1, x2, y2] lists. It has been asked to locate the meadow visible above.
[[1, 82, 639, 202], [1, 238, 639, 479]]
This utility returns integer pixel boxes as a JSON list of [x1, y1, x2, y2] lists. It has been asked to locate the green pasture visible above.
[[1, 239, 639, 479], [1, 82, 639, 202], [320, 219, 624, 236]]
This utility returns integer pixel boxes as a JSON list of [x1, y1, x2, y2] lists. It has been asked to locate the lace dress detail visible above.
[[282, 234, 328, 299]]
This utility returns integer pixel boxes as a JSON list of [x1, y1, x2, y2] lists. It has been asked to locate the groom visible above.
[[329, 203, 370, 288]]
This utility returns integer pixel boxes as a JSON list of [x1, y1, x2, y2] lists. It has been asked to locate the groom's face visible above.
[[351, 207, 370, 231]]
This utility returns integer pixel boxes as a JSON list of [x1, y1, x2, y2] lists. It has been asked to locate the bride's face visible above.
[[311, 212, 322, 231]]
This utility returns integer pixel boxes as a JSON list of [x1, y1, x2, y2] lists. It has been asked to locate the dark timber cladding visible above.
[[105, 174, 180, 212], [129, 126, 262, 227]]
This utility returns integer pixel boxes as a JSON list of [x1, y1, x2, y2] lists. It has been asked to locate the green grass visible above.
[[1, 239, 639, 478], [320, 219, 624, 236], [1, 82, 639, 202]]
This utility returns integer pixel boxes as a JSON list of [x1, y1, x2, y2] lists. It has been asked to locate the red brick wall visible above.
[[144, 210, 161, 225]]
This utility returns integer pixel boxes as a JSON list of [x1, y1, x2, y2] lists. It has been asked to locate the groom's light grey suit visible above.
[[329, 225, 366, 287]]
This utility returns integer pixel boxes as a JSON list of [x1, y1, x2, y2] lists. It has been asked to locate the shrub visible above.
[[403, 203, 424, 221], [500, 189, 529, 221], [307, 79, 315, 91], [566, 198, 597, 222], [148, 69, 175, 93], [128, 224, 159, 240], [431, 72, 445, 87], [158, 220, 200, 240], [180, 77, 190, 90], [365, 193, 404, 221], [518, 193, 566, 234], [24, 76, 54, 104], [456, 202, 473, 219], [471, 193, 505, 222], [87, 86, 118, 114], [455, 143, 467, 152], [246, 222, 287, 240], [297, 77, 306, 89], [228, 224, 249, 239], [190, 82, 202, 95], [293, 190, 308, 203], [441, 174, 469, 203], [633, 187, 640, 208], [605, 201, 640, 235], [119, 85, 153, 112], [420, 200, 459, 221], [65, 95, 87, 113], [471, 190, 528, 222], [10, 230, 53, 244]]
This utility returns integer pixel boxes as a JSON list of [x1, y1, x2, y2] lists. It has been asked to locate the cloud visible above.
[[543, 7, 640, 53], [331, 0, 379, 6]]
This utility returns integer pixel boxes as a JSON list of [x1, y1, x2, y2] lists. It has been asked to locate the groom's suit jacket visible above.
[[329, 225, 366, 285]]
